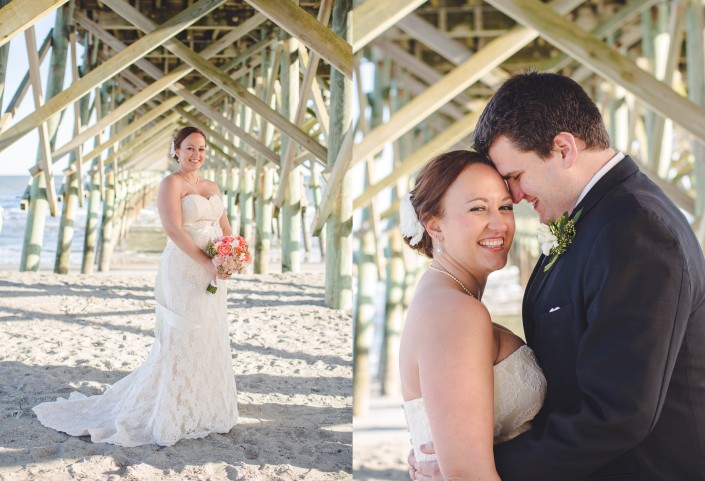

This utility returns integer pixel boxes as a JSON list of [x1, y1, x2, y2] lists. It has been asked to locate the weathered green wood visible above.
[[55, 26, 89, 274], [239, 81, 256, 242], [101, 0, 328, 164], [381, 229, 405, 395], [309, 160, 325, 259], [0, 0, 68, 47], [0, 0, 226, 152], [0, 0, 10, 108], [246, 0, 351, 78], [686, 1, 705, 225], [254, 167, 274, 274], [81, 161, 102, 275], [97, 169, 117, 272], [300, 173, 312, 257], [82, 85, 109, 275], [20, 174, 49, 272], [644, 1, 687, 177], [20, 6, 71, 271], [485, 0, 705, 148], [227, 166, 239, 231], [0, 27, 51, 132], [352, 223, 377, 416], [281, 35, 302, 273], [324, 0, 352, 310]]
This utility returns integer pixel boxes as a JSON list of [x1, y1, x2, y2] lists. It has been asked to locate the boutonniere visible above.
[[537, 208, 583, 272]]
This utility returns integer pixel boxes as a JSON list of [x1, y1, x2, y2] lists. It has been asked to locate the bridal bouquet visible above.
[[204, 235, 251, 294]]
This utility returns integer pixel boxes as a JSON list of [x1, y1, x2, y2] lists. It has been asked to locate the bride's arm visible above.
[[157, 176, 217, 278], [417, 294, 501, 481]]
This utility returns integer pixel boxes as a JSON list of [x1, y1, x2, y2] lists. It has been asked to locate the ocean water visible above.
[[0, 176, 88, 270]]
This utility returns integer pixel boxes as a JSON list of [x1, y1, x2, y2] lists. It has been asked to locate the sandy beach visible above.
[[0, 268, 352, 481]]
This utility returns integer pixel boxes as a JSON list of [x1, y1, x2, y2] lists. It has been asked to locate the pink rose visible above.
[[222, 236, 235, 243], [217, 243, 232, 256]]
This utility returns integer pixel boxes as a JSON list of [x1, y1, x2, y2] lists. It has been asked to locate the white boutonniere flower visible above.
[[400, 193, 425, 246], [537, 208, 583, 272]]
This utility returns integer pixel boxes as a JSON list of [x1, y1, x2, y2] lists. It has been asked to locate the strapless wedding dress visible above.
[[33, 194, 238, 446], [403, 344, 546, 461]]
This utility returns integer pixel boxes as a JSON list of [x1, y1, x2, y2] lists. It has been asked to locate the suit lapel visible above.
[[523, 156, 640, 321]]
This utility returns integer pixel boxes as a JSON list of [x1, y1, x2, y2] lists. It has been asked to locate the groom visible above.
[[409, 72, 705, 480]]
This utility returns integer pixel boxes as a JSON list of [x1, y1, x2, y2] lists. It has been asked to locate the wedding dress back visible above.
[[33, 194, 238, 447], [403, 345, 546, 461]]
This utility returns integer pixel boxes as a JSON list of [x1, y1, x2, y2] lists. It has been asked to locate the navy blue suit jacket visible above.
[[495, 156, 705, 480]]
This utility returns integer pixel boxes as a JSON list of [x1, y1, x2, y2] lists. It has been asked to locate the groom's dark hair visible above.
[[472, 71, 611, 159]]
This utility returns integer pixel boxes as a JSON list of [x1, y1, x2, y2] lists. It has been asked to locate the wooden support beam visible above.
[[24, 26, 58, 216], [354, 109, 483, 211], [650, 0, 689, 177], [312, 124, 352, 234], [275, 0, 334, 207], [101, 0, 329, 163], [539, 0, 661, 73], [0, 28, 52, 133], [396, 13, 508, 88], [351, 0, 426, 53], [372, 37, 477, 111], [0, 0, 68, 47], [353, 0, 586, 166], [485, 0, 705, 148], [0, 0, 226, 152], [55, 12, 269, 161], [245, 0, 351, 78]]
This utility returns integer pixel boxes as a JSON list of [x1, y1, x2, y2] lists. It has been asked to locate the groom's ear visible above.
[[553, 132, 579, 169]]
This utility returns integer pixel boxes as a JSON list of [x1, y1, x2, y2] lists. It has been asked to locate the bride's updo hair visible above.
[[404, 150, 494, 258], [170, 126, 206, 162]]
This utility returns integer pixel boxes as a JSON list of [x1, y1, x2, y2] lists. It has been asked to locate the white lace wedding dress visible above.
[[33, 194, 238, 446], [403, 344, 546, 461]]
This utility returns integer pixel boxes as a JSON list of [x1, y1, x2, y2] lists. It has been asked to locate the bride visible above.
[[399, 150, 546, 480], [33, 126, 238, 446]]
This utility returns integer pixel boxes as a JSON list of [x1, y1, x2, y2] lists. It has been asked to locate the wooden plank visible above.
[[275, 0, 333, 206], [0, 0, 227, 152], [0, 0, 68, 47], [354, 109, 483, 211], [69, 31, 85, 204], [373, 37, 477, 111], [54, 16, 269, 161], [101, 0, 329, 163], [396, 13, 508, 88], [0, 28, 52, 133], [24, 26, 58, 216], [539, 0, 661, 73], [245, 0, 351, 78], [312, 124, 352, 234], [351, 0, 426, 53], [485, 0, 705, 147], [353, 0, 586, 166]]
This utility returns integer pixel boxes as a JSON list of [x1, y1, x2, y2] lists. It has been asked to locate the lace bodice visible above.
[[403, 345, 546, 462], [179, 194, 224, 248]]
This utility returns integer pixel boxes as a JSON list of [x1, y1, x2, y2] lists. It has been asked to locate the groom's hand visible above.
[[407, 443, 441, 481]]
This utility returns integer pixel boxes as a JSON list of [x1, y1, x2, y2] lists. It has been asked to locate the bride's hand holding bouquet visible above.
[[204, 235, 252, 293]]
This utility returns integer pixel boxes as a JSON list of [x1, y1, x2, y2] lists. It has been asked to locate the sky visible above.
[[0, 11, 90, 176]]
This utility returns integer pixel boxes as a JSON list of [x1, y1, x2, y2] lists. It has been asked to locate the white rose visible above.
[[537, 224, 558, 256]]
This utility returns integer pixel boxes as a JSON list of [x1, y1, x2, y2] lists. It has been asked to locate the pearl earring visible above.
[[435, 236, 442, 254]]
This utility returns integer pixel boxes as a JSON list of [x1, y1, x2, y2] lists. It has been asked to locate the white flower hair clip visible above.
[[400, 193, 425, 246], [169, 139, 176, 158]]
